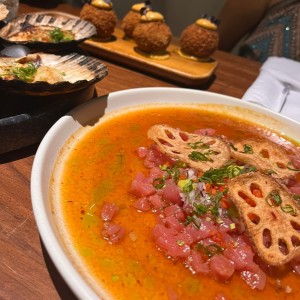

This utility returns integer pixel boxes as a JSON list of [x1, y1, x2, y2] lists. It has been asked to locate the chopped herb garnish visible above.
[[12, 62, 37, 82], [49, 27, 73, 42], [196, 242, 224, 258], [190, 187, 228, 220], [185, 215, 201, 228], [193, 203, 209, 215], [182, 179, 194, 193], [229, 143, 238, 151], [265, 190, 297, 215], [188, 150, 214, 162], [187, 140, 210, 150], [227, 205, 239, 219], [199, 164, 253, 185], [153, 177, 165, 189], [242, 144, 253, 154], [293, 194, 300, 202], [211, 188, 228, 217], [159, 160, 187, 183]]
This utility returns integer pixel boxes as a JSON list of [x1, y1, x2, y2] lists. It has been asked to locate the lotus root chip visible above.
[[147, 124, 230, 172], [228, 172, 300, 266]]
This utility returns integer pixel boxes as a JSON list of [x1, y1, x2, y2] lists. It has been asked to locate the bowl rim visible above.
[[0, 12, 96, 49], [30, 87, 300, 300]]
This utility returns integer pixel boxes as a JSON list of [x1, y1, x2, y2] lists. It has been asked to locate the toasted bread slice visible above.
[[230, 139, 296, 179], [228, 172, 300, 266], [147, 124, 230, 172]]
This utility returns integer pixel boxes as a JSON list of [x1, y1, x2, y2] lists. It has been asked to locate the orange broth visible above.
[[53, 106, 300, 300]]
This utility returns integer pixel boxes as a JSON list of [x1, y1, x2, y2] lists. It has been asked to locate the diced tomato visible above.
[[185, 220, 217, 243], [224, 245, 256, 272], [209, 254, 235, 281], [130, 173, 156, 197], [240, 267, 266, 290], [164, 215, 185, 232], [101, 202, 119, 221], [188, 250, 210, 275], [164, 205, 186, 221], [161, 179, 182, 205], [133, 197, 151, 211], [136, 146, 148, 158], [220, 198, 230, 209], [144, 144, 175, 168], [152, 224, 177, 240], [156, 233, 191, 259], [102, 222, 126, 244], [148, 194, 165, 209]]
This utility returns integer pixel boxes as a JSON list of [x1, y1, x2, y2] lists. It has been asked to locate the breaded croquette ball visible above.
[[180, 17, 219, 58], [132, 10, 172, 53], [80, 0, 117, 40], [121, 3, 146, 38]]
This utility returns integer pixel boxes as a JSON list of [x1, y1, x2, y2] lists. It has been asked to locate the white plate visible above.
[[30, 87, 300, 300]]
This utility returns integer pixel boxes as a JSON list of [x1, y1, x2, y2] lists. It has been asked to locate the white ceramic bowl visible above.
[[30, 87, 300, 299]]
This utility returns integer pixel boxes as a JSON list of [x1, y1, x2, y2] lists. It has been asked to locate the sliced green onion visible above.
[[280, 204, 297, 216], [177, 240, 185, 246], [229, 223, 236, 230], [153, 177, 165, 189], [265, 190, 282, 207], [287, 161, 300, 171], [216, 217, 223, 224], [265, 169, 277, 175]]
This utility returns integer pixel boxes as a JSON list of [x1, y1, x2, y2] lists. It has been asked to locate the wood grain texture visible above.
[[82, 27, 218, 87], [0, 2, 260, 299]]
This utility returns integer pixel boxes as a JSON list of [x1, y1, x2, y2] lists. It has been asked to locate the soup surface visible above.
[[52, 104, 300, 300]]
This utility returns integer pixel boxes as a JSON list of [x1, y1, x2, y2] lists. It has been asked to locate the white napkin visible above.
[[242, 56, 300, 123]]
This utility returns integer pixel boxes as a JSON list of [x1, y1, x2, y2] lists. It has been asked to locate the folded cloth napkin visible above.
[[242, 56, 300, 123]]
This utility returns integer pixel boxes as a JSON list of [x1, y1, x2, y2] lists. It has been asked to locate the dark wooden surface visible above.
[[0, 2, 261, 300]]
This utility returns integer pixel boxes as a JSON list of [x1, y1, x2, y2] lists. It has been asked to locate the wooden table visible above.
[[0, 2, 261, 300]]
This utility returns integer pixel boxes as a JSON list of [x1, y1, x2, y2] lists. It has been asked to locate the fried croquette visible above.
[[80, 3, 117, 40], [121, 3, 146, 38], [132, 10, 172, 53], [133, 22, 172, 53], [180, 18, 219, 58]]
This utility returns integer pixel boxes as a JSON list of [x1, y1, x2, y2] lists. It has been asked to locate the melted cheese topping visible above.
[[91, 0, 112, 10], [196, 18, 217, 30], [132, 3, 145, 12], [141, 11, 164, 22]]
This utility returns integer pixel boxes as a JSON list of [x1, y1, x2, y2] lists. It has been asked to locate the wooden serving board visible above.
[[82, 27, 218, 87]]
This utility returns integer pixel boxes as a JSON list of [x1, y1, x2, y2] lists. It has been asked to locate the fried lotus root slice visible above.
[[228, 172, 300, 266], [147, 124, 230, 172], [230, 139, 296, 179]]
